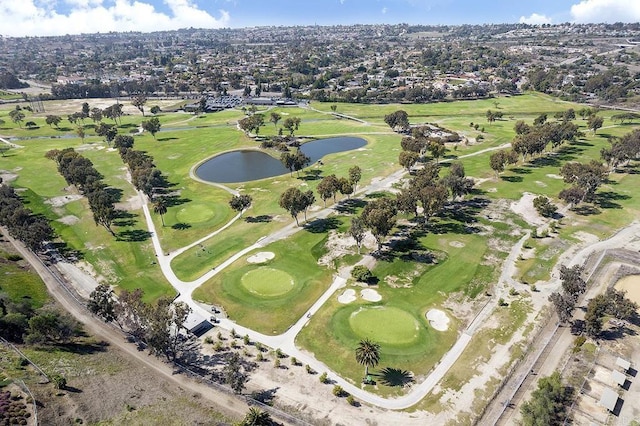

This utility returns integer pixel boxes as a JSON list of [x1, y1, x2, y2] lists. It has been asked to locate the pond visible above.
[[615, 275, 640, 307], [195, 136, 367, 183]]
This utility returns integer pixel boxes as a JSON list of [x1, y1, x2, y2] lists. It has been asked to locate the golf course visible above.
[[1, 92, 639, 404]]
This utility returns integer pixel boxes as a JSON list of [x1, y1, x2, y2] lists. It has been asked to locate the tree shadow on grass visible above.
[[594, 191, 630, 210], [500, 175, 523, 183], [172, 222, 191, 230], [379, 367, 414, 387], [250, 388, 279, 405], [157, 137, 178, 142], [117, 229, 152, 242], [47, 242, 84, 263], [112, 210, 138, 227], [510, 167, 532, 175], [298, 169, 322, 181], [303, 217, 340, 233], [245, 215, 272, 223], [334, 198, 366, 214], [571, 205, 601, 216]]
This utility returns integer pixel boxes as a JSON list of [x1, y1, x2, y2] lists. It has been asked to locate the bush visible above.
[[274, 358, 280, 368], [319, 372, 328, 383], [243, 334, 250, 345], [573, 335, 586, 352], [291, 356, 298, 366], [204, 336, 214, 344], [346, 395, 357, 406], [256, 352, 264, 362], [498, 298, 507, 307], [332, 385, 347, 397], [305, 364, 313, 374], [351, 265, 373, 282], [6, 254, 22, 261], [52, 374, 67, 390]]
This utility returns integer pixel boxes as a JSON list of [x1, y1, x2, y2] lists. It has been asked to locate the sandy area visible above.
[[0, 170, 18, 183], [361, 288, 382, 302], [246, 251, 275, 264], [426, 309, 450, 331], [58, 215, 80, 225], [510, 192, 546, 227], [449, 241, 466, 248], [338, 288, 356, 304], [615, 275, 640, 306], [45, 194, 84, 207]]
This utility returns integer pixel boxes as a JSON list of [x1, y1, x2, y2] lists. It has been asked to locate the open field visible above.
[[2, 92, 640, 415]]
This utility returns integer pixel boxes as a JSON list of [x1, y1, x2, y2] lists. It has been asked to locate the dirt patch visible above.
[[449, 241, 466, 248], [57, 215, 80, 225], [247, 252, 275, 264], [46, 194, 84, 208], [0, 170, 18, 183], [615, 274, 640, 306], [510, 192, 545, 227], [426, 309, 450, 331]]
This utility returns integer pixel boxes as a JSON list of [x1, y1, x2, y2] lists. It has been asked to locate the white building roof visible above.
[[612, 370, 627, 386], [616, 357, 631, 371], [599, 388, 619, 412]]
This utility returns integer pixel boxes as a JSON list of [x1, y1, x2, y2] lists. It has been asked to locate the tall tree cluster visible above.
[[584, 287, 638, 337], [46, 148, 118, 235], [0, 184, 54, 251], [88, 285, 193, 361], [548, 265, 586, 324]]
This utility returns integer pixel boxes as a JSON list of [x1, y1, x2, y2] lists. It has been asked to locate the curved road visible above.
[[136, 140, 527, 409]]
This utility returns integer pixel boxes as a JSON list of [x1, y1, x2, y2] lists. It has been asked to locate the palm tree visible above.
[[238, 407, 272, 425], [355, 338, 381, 378], [153, 197, 167, 226]]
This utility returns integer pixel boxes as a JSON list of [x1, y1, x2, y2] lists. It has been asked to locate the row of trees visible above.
[[549, 265, 587, 324], [0, 183, 54, 251], [277, 166, 361, 226], [239, 112, 301, 137], [88, 285, 193, 361], [584, 287, 638, 337], [46, 148, 118, 235]]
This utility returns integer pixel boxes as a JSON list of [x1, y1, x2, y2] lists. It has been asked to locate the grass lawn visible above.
[[240, 267, 295, 297], [0, 247, 49, 309], [192, 222, 338, 334]]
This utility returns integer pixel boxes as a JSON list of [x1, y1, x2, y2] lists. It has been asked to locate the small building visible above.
[[616, 357, 631, 373], [612, 370, 627, 387], [184, 311, 213, 337], [599, 388, 619, 412]]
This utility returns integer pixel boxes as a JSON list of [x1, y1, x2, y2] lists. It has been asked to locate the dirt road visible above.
[[2, 229, 250, 423]]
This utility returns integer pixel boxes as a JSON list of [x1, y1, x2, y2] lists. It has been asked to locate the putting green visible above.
[[349, 306, 420, 345], [240, 267, 295, 297], [176, 203, 214, 223]]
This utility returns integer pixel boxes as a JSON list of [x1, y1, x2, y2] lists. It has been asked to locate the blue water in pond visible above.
[[195, 137, 366, 183]]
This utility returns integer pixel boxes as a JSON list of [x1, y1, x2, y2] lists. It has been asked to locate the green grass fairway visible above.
[[349, 306, 420, 345], [241, 267, 294, 297], [175, 203, 214, 223]]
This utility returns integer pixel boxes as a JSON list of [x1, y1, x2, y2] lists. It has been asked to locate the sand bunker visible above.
[[57, 215, 80, 225], [247, 252, 275, 264], [361, 288, 382, 302], [338, 289, 356, 304], [46, 194, 84, 208], [426, 309, 450, 331], [449, 241, 466, 248]]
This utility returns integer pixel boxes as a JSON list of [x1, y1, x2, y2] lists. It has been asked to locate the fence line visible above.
[[14, 379, 39, 426], [0, 337, 49, 382]]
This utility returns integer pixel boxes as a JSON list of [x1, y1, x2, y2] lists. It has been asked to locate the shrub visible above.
[[291, 356, 298, 366], [498, 298, 507, 306], [333, 385, 347, 397], [509, 288, 519, 296], [573, 335, 586, 352], [52, 374, 67, 390], [204, 336, 214, 344], [319, 372, 328, 383], [256, 352, 264, 362], [243, 334, 250, 345], [6, 254, 22, 261], [351, 265, 373, 282], [346, 395, 357, 406], [305, 364, 313, 374], [274, 358, 280, 368]]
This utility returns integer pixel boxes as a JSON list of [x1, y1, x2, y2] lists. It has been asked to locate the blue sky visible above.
[[0, 0, 639, 37]]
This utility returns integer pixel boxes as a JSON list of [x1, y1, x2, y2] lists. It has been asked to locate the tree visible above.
[[520, 372, 573, 426], [338, 177, 354, 199], [533, 196, 557, 218], [150, 105, 161, 115], [132, 94, 147, 116], [486, 109, 496, 125], [25, 310, 81, 345], [351, 265, 373, 282], [279, 187, 305, 226], [348, 217, 366, 254], [361, 198, 397, 251], [292, 150, 311, 176], [81, 102, 90, 119], [90, 107, 103, 123], [96, 122, 118, 146], [141, 117, 161, 139], [300, 190, 315, 221], [348, 165, 362, 191], [560, 265, 586, 303], [76, 126, 86, 142], [384, 110, 409, 132], [269, 112, 281, 129], [427, 140, 446, 163], [587, 115, 604, 134], [153, 197, 168, 226], [415, 183, 448, 220], [229, 194, 252, 217], [8, 109, 24, 127], [549, 292, 574, 324], [442, 162, 474, 200], [282, 116, 301, 136], [224, 352, 248, 394], [237, 407, 273, 426], [489, 150, 507, 176], [399, 150, 420, 171], [279, 152, 295, 176], [45, 114, 62, 128], [317, 174, 341, 206], [88, 284, 118, 325], [355, 338, 381, 378], [113, 134, 135, 153], [87, 189, 117, 235], [330, 104, 337, 113]]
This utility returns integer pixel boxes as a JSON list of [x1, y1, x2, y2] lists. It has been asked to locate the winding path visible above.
[[135, 139, 531, 409]]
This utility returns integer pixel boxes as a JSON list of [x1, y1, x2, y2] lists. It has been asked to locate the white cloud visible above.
[[519, 13, 552, 25], [0, 0, 230, 37], [570, 0, 640, 23], [381, 7, 387, 14]]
